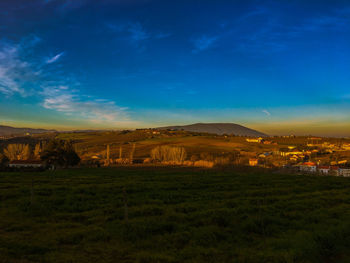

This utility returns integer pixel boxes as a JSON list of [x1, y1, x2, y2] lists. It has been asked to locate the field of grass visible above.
[[1, 167, 350, 262], [55, 131, 282, 160]]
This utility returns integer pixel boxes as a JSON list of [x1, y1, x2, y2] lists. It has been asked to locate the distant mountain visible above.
[[0, 125, 56, 136], [158, 123, 267, 137]]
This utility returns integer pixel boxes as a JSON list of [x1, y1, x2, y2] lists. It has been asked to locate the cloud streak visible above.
[[0, 37, 132, 126], [192, 35, 219, 53], [262, 109, 271, 116], [41, 86, 130, 124], [0, 41, 33, 96], [106, 21, 171, 50], [46, 52, 64, 64]]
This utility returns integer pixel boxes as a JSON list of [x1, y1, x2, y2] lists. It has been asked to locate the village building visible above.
[[329, 166, 340, 176], [91, 155, 102, 159], [306, 137, 322, 147], [249, 158, 258, 166], [342, 144, 350, 150], [299, 162, 317, 173], [339, 168, 350, 177], [9, 160, 43, 168], [280, 151, 304, 157], [258, 152, 271, 158], [318, 166, 330, 174], [246, 137, 264, 143]]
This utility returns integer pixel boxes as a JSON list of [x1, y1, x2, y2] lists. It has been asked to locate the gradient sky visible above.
[[0, 0, 350, 136]]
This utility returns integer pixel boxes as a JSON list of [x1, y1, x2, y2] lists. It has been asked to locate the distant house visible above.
[[340, 168, 350, 177], [249, 158, 258, 166], [246, 137, 264, 143], [258, 152, 271, 158], [263, 140, 274, 145], [9, 160, 43, 168], [299, 162, 317, 173], [330, 166, 340, 176], [318, 166, 330, 174], [307, 137, 322, 147], [280, 151, 303, 157], [342, 144, 350, 150]]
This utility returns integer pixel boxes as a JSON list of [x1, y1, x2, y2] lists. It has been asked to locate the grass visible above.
[[1, 167, 350, 262], [56, 131, 280, 159]]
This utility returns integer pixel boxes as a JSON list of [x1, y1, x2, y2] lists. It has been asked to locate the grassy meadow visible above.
[[1, 167, 350, 262], [55, 130, 276, 158]]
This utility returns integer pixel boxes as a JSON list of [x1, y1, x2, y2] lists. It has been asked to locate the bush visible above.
[[0, 153, 9, 167], [214, 156, 231, 166], [194, 160, 214, 168]]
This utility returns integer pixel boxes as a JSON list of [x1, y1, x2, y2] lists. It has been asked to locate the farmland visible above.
[[1, 167, 350, 262]]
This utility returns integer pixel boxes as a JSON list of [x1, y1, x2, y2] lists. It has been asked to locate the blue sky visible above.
[[0, 0, 349, 136]]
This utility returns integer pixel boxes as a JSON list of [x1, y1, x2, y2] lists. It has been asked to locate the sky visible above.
[[0, 0, 350, 136]]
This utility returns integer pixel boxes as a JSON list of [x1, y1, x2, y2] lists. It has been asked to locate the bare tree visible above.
[[150, 145, 187, 163], [4, 144, 31, 160], [129, 143, 136, 163], [119, 146, 123, 159], [34, 143, 42, 160]]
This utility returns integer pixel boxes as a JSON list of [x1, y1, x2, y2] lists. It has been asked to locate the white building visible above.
[[339, 168, 350, 177], [246, 137, 264, 143], [9, 160, 43, 168], [299, 162, 317, 173], [318, 166, 330, 174]]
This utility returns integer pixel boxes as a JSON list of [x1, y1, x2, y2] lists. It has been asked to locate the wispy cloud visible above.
[[262, 109, 271, 116], [231, 5, 350, 55], [41, 86, 130, 124], [0, 37, 133, 126], [289, 15, 349, 36], [0, 41, 33, 96], [127, 22, 150, 42], [46, 52, 64, 64], [155, 32, 172, 39], [44, 0, 87, 12], [107, 21, 171, 48], [192, 35, 219, 53], [239, 6, 268, 21]]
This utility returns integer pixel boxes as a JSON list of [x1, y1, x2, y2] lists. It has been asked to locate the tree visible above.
[[34, 143, 42, 160], [150, 146, 187, 163], [40, 139, 80, 167], [0, 153, 9, 168], [4, 144, 31, 160]]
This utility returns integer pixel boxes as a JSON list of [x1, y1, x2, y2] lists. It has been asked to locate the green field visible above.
[[1, 167, 350, 263]]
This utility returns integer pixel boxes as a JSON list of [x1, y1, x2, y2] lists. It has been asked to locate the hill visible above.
[[158, 123, 267, 137], [0, 125, 55, 136]]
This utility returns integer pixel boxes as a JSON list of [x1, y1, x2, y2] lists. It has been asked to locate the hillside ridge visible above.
[[158, 123, 267, 137], [0, 125, 56, 136]]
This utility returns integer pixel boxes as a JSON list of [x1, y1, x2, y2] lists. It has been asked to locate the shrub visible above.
[[0, 153, 9, 167], [200, 152, 214, 162], [214, 156, 231, 166], [194, 160, 214, 168], [183, 160, 194, 166], [143, 158, 152, 164]]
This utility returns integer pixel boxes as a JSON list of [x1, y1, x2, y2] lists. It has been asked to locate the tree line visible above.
[[0, 139, 80, 168]]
